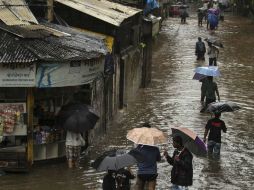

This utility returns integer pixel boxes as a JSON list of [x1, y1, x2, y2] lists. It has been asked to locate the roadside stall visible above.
[[0, 23, 108, 171]]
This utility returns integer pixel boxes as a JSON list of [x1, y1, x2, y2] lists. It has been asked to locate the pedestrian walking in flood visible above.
[[195, 37, 206, 61], [134, 144, 161, 190], [103, 170, 117, 190], [179, 8, 188, 24], [164, 136, 193, 190], [200, 76, 208, 103], [65, 130, 86, 168], [116, 167, 135, 190], [203, 112, 227, 158], [200, 76, 220, 112], [197, 9, 204, 26], [207, 42, 219, 66]]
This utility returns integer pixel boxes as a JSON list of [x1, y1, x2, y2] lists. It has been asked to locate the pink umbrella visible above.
[[171, 126, 207, 157]]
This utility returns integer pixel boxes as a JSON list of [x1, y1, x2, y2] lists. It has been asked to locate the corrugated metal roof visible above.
[[0, 32, 37, 63], [55, 0, 142, 26], [0, 23, 71, 38], [0, 24, 108, 63], [0, 0, 38, 25]]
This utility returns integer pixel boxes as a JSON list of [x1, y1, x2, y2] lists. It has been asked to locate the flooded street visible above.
[[1, 8, 254, 190]]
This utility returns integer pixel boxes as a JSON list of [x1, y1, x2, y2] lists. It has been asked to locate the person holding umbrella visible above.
[[203, 111, 227, 158], [65, 130, 86, 168], [164, 136, 193, 190], [134, 144, 161, 190], [116, 167, 135, 190], [103, 170, 117, 190], [56, 102, 99, 168], [126, 124, 167, 190], [201, 76, 220, 112]]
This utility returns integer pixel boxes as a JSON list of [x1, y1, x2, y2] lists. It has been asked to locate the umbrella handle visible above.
[[178, 147, 185, 157]]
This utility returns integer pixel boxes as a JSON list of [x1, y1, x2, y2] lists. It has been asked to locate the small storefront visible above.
[[0, 59, 105, 171]]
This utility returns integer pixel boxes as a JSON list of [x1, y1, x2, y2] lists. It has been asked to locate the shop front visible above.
[[0, 58, 105, 171]]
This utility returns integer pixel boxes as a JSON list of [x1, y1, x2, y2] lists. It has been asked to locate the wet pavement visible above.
[[1, 7, 254, 190]]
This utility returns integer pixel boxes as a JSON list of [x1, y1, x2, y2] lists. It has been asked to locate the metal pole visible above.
[[27, 88, 34, 167]]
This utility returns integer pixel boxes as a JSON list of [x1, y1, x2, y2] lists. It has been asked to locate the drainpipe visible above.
[[27, 88, 34, 168], [47, 0, 54, 22]]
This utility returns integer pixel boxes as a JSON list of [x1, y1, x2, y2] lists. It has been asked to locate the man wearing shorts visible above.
[[203, 112, 227, 157], [65, 130, 85, 168], [135, 144, 161, 190]]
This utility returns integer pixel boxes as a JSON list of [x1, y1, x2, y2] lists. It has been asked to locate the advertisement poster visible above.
[[36, 60, 104, 88], [0, 103, 26, 134], [0, 62, 36, 87]]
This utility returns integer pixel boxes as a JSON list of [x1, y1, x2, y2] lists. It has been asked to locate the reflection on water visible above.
[[1, 10, 254, 190]]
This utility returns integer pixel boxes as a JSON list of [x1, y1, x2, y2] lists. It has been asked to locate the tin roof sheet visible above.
[[0, 0, 38, 25], [0, 23, 71, 38], [0, 24, 108, 63], [55, 0, 142, 26]]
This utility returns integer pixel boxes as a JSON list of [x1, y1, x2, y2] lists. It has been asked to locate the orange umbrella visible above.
[[126, 127, 168, 146]]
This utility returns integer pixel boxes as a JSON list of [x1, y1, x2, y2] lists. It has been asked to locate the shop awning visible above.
[[54, 0, 142, 26]]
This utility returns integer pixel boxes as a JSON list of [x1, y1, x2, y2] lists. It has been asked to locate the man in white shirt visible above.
[[207, 42, 219, 66]]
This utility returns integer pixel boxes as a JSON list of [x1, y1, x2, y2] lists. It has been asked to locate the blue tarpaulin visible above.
[[208, 13, 218, 28], [144, 0, 159, 15]]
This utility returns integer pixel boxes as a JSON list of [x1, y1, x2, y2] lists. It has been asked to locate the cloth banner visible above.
[[36, 60, 104, 88]]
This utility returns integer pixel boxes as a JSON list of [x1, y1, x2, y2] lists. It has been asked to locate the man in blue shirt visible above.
[[135, 144, 161, 190]]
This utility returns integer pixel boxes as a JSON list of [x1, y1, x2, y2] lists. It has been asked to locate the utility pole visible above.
[[47, 0, 53, 22]]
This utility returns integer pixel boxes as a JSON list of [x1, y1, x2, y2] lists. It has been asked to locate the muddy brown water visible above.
[[1, 9, 254, 190]]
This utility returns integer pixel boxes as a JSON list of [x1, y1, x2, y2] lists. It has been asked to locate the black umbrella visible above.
[[206, 101, 241, 113], [205, 38, 223, 48], [55, 103, 99, 133], [91, 149, 144, 172]]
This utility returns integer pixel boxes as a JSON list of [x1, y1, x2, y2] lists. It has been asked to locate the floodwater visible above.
[[1, 8, 254, 190]]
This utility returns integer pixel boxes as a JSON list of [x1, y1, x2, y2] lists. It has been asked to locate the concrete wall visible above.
[[121, 48, 143, 105]]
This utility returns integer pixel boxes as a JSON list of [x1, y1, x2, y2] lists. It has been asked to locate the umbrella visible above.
[[171, 126, 207, 157], [55, 103, 99, 133], [179, 5, 189, 9], [126, 127, 168, 146], [194, 66, 221, 77], [91, 149, 141, 171], [206, 101, 241, 113], [192, 72, 207, 80], [198, 7, 207, 12], [205, 38, 223, 48], [208, 8, 220, 15]]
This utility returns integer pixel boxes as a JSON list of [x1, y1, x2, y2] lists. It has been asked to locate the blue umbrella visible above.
[[192, 72, 207, 80], [194, 66, 221, 77]]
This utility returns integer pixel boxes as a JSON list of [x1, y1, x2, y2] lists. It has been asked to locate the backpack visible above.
[[197, 42, 205, 52]]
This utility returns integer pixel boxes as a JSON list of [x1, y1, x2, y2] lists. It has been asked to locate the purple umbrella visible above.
[[171, 127, 207, 157], [208, 8, 220, 15]]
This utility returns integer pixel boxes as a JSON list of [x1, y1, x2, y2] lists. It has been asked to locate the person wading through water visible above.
[[164, 136, 193, 190], [195, 37, 206, 61]]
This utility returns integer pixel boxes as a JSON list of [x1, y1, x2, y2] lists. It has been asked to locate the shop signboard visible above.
[[0, 63, 36, 87], [36, 60, 104, 88]]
